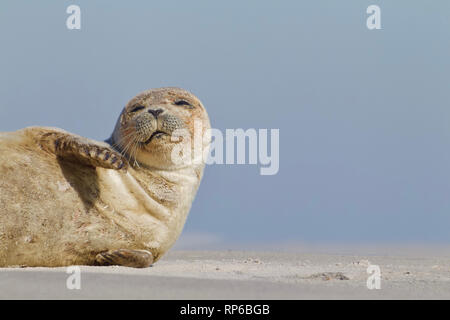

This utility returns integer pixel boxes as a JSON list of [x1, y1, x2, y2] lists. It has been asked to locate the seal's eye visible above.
[[130, 105, 145, 113], [174, 100, 193, 108]]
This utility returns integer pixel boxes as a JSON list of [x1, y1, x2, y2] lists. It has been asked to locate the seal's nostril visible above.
[[148, 109, 163, 118]]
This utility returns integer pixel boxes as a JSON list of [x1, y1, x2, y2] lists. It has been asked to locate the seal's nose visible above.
[[148, 109, 164, 118]]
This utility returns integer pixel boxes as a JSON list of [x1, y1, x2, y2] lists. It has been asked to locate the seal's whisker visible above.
[[111, 136, 131, 155], [124, 134, 142, 168], [133, 142, 141, 168], [128, 139, 140, 168], [115, 132, 138, 160]]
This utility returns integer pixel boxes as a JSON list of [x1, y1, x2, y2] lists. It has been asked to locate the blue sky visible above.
[[1, 1, 449, 247]]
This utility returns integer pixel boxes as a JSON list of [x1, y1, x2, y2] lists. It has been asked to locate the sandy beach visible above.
[[1, 249, 449, 299]]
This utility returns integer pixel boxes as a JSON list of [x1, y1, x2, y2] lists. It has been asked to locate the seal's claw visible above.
[[78, 144, 128, 171], [95, 249, 153, 268]]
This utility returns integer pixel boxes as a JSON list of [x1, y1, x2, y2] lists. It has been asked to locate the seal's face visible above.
[[112, 87, 210, 169]]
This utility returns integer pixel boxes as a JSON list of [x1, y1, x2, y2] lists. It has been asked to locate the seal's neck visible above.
[[133, 165, 200, 188]]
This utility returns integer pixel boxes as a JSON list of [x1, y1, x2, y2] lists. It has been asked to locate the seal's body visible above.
[[0, 88, 210, 267]]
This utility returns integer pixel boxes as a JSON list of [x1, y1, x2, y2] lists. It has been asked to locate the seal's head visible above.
[[111, 87, 211, 170]]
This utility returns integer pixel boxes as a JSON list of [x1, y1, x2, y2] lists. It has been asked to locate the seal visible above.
[[0, 87, 211, 268]]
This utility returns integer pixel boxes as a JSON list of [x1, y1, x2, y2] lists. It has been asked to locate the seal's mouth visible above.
[[143, 130, 167, 144]]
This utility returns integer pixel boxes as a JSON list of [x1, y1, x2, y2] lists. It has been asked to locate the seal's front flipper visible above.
[[95, 249, 153, 268], [36, 128, 128, 171]]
